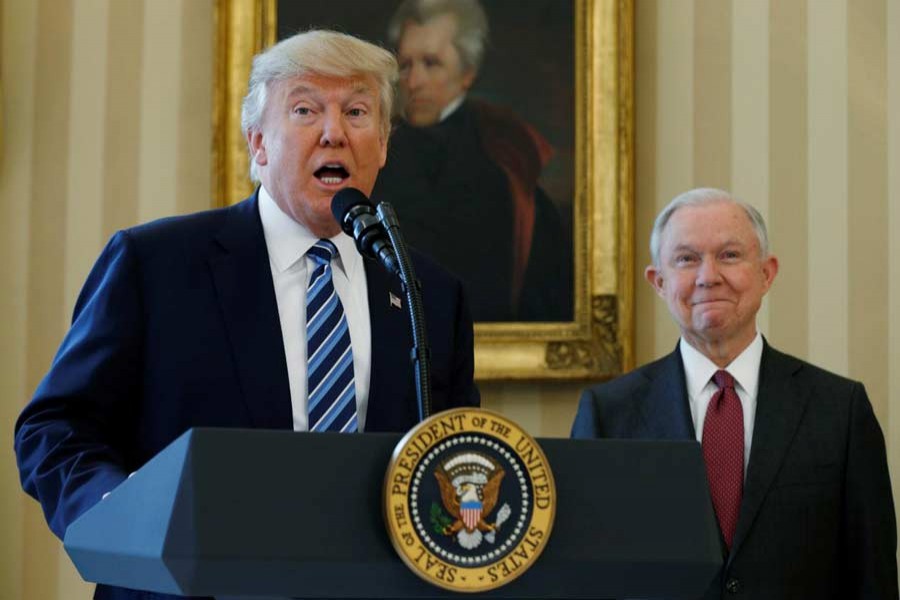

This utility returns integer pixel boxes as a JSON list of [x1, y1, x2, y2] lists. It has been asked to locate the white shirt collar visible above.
[[257, 185, 361, 279], [680, 332, 763, 398], [439, 94, 467, 122]]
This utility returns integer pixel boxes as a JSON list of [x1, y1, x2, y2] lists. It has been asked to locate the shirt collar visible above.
[[439, 94, 467, 122], [680, 332, 763, 397], [258, 185, 362, 279]]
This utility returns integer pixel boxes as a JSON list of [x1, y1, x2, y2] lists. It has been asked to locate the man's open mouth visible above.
[[314, 163, 349, 185]]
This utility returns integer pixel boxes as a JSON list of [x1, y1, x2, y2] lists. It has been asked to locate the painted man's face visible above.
[[396, 14, 476, 126]]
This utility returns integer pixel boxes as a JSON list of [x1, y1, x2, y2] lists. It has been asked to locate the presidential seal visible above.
[[384, 408, 555, 592]]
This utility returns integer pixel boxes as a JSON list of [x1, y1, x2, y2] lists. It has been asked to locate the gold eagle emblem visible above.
[[433, 452, 511, 549]]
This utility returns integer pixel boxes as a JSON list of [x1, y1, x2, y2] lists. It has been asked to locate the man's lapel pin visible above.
[[389, 292, 402, 310]]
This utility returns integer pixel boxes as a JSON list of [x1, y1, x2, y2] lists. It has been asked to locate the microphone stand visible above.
[[376, 202, 432, 422]]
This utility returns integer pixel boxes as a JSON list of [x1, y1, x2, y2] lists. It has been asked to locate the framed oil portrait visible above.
[[213, 0, 634, 381]]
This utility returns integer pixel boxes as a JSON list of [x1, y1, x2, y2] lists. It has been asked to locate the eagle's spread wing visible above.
[[434, 470, 460, 517], [481, 468, 505, 516]]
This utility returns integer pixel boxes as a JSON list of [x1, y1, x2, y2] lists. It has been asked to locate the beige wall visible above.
[[1, 1, 214, 598], [1, 0, 898, 598]]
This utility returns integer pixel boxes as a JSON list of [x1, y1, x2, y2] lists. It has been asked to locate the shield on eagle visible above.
[[460, 499, 482, 531]]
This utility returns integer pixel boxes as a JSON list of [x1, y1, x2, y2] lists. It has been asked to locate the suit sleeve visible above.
[[570, 388, 600, 438], [14, 231, 142, 539], [842, 382, 898, 599]]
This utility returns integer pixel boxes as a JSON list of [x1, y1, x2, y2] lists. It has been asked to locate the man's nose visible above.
[[696, 257, 722, 286], [319, 107, 347, 147], [406, 62, 425, 90]]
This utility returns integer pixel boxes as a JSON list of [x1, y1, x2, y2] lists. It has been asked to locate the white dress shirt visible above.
[[258, 186, 372, 431], [439, 94, 466, 122], [680, 332, 763, 475]]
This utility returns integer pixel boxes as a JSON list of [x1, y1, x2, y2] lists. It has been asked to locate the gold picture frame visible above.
[[212, 0, 634, 381]]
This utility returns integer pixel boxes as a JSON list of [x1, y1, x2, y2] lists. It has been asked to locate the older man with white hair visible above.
[[15, 30, 480, 600], [372, 0, 572, 322], [572, 188, 897, 599]]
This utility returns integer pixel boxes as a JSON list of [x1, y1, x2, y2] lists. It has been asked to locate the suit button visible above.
[[725, 578, 741, 594]]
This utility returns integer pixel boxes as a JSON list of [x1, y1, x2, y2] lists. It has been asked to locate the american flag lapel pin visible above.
[[389, 292, 402, 310]]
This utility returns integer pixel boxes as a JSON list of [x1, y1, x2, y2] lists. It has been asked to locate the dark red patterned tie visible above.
[[702, 370, 744, 550]]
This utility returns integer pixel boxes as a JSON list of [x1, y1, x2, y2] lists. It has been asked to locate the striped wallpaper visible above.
[[1, 1, 213, 598], [0, 0, 897, 598], [633, 0, 896, 431]]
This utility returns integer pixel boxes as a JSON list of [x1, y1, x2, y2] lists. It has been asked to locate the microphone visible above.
[[330, 188, 433, 423], [331, 188, 400, 277]]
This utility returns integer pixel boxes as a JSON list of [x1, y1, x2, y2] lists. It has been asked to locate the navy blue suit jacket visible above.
[[14, 194, 480, 600], [572, 342, 897, 600]]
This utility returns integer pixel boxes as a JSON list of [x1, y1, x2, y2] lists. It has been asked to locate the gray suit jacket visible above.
[[571, 341, 898, 599]]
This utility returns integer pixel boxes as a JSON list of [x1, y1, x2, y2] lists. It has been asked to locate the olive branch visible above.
[[430, 502, 453, 535]]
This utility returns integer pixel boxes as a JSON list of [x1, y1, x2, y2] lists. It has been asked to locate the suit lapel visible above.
[[364, 259, 413, 427], [208, 195, 293, 430], [729, 342, 810, 559], [636, 348, 696, 440]]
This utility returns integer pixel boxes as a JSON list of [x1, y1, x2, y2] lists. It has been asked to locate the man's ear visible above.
[[378, 132, 388, 169], [761, 254, 779, 292], [247, 129, 267, 167], [645, 265, 665, 297], [461, 68, 477, 92]]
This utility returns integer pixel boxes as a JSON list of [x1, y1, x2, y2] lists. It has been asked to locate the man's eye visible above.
[[721, 251, 741, 260], [293, 106, 311, 115], [424, 57, 442, 68], [347, 108, 365, 117], [675, 255, 696, 265]]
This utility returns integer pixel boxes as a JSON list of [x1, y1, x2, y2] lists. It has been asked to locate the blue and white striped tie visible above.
[[306, 240, 357, 433]]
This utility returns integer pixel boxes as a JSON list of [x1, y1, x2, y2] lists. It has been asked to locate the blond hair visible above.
[[241, 30, 398, 182]]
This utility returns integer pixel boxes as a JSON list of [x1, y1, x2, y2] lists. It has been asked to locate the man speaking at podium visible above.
[[14, 30, 479, 599], [572, 189, 897, 599]]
